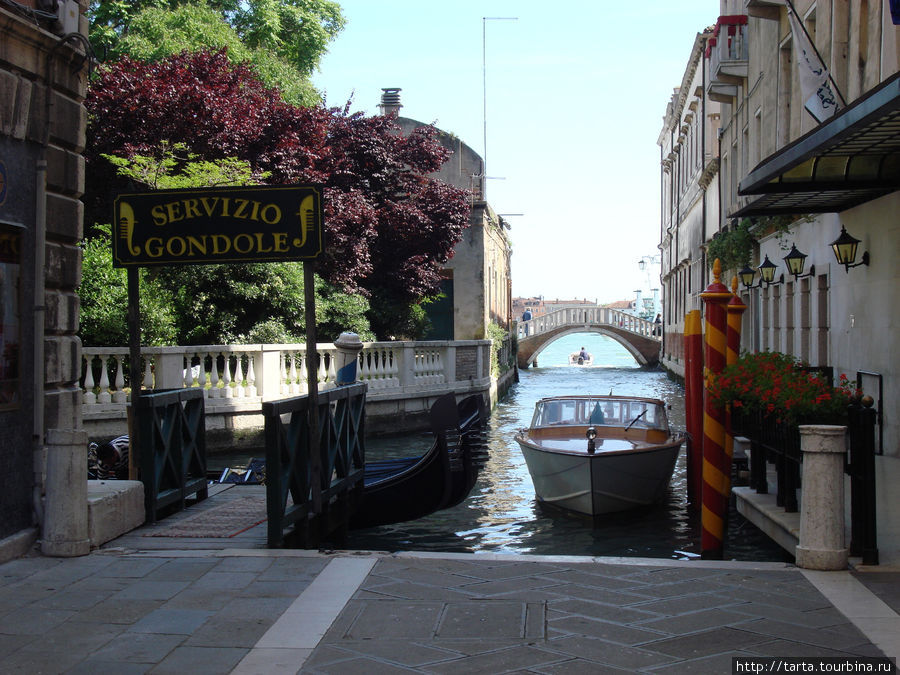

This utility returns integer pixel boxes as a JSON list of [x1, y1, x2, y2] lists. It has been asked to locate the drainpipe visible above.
[[32, 157, 46, 527], [701, 42, 708, 295]]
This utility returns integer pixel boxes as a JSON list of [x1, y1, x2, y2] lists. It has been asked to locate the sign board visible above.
[[112, 185, 324, 267]]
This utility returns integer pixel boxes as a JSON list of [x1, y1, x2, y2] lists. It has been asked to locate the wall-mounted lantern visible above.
[[783, 244, 815, 281], [830, 226, 870, 272], [757, 255, 783, 286]]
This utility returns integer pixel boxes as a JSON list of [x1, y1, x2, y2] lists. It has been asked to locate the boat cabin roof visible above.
[[529, 396, 670, 433]]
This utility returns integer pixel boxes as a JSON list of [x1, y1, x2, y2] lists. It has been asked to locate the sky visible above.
[[312, 1, 718, 305]]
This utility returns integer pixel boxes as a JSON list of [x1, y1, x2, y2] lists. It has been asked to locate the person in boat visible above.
[[578, 347, 589, 361]]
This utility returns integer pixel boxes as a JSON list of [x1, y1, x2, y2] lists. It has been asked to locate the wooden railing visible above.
[[263, 383, 367, 548], [134, 387, 208, 523]]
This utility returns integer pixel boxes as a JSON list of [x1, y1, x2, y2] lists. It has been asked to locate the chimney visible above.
[[378, 88, 402, 116]]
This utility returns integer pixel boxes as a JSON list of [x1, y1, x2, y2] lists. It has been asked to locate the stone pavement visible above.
[[0, 544, 897, 674]]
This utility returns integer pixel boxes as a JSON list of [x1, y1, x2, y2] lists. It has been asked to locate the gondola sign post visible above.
[[112, 185, 325, 493]]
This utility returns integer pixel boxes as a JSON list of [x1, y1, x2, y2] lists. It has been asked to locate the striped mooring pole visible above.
[[699, 260, 732, 559], [725, 278, 747, 481], [683, 310, 704, 509]]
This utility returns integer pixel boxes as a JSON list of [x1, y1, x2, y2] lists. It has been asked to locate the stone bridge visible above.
[[517, 307, 662, 369]]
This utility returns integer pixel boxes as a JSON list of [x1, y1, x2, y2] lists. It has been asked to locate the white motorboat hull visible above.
[[517, 439, 681, 516]]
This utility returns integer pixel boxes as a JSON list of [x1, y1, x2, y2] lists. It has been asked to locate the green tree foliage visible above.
[[85, 50, 471, 340], [88, 0, 344, 106], [83, 148, 373, 346], [78, 225, 179, 346]]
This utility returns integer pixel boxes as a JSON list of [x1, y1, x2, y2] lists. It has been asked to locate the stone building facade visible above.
[[658, 27, 721, 378], [0, 0, 89, 561], [662, 0, 900, 559]]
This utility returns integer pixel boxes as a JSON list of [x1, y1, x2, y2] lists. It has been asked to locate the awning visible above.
[[732, 71, 900, 217]]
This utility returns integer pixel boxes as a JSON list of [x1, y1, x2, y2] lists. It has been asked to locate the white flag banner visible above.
[[787, 6, 839, 123]]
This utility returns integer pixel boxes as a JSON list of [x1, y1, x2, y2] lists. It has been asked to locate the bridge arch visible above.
[[516, 307, 661, 369]]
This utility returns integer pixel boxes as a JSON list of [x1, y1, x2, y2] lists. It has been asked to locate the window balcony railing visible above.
[[706, 15, 749, 102]]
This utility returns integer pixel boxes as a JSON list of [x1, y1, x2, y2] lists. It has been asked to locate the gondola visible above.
[[349, 392, 490, 529]]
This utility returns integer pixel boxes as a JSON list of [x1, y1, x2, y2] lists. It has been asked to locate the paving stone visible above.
[[257, 556, 329, 581], [548, 615, 666, 645], [303, 655, 419, 674], [77, 598, 165, 624], [182, 571, 259, 592], [321, 640, 462, 667], [31, 587, 112, 611], [539, 569, 648, 589], [128, 608, 215, 635], [95, 558, 168, 579], [239, 578, 319, 598], [353, 580, 477, 601], [184, 616, 273, 649], [150, 645, 247, 674], [541, 582, 650, 606], [644, 626, 772, 659], [364, 565, 476, 589], [533, 656, 632, 674], [454, 576, 562, 596], [79, 631, 184, 663], [110, 580, 192, 601], [648, 650, 754, 673], [207, 556, 274, 573], [737, 617, 876, 651], [65, 658, 150, 674], [0, 606, 75, 635], [629, 592, 741, 615], [436, 600, 544, 639], [727, 601, 852, 628], [744, 638, 875, 659], [16, 619, 123, 656], [426, 644, 570, 674], [0, 643, 88, 673], [143, 560, 219, 582], [549, 597, 661, 623], [637, 607, 757, 634], [208, 596, 294, 622], [343, 601, 443, 639], [0, 633, 36, 659], [541, 635, 675, 671]]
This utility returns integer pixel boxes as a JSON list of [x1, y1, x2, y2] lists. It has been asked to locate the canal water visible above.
[[347, 333, 792, 562]]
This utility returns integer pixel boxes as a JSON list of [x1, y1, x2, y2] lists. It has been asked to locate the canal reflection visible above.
[[347, 333, 791, 562]]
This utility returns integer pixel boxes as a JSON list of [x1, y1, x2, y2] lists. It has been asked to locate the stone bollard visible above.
[[333, 332, 364, 386], [795, 425, 849, 570], [42, 428, 91, 557]]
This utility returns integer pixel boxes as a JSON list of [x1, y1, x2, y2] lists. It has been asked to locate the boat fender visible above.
[[586, 426, 597, 454]]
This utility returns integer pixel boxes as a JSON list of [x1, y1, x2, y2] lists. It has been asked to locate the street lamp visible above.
[[638, 254, 660, 271]]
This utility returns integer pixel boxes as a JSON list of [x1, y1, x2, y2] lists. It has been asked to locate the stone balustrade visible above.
[[517, 307, 658, 340], [81, 340, 494, 438]]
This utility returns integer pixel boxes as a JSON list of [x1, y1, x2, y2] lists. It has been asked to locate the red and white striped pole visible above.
[[700, 260, 732, 559]]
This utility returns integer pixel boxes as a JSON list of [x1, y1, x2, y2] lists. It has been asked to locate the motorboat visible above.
[[349, 392, 490, 529], [515, 395, 683, 516], [569, 351, 593, 366]]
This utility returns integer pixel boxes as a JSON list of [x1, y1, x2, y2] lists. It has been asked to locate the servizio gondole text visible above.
[[112, 186, 323, 267]]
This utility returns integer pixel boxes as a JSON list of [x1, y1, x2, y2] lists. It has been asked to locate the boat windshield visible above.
[[530, 397, 669, 432]]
